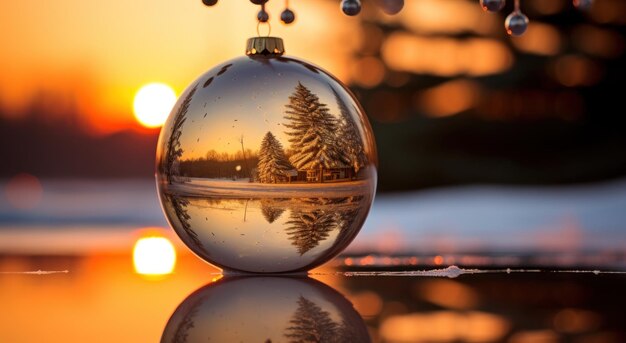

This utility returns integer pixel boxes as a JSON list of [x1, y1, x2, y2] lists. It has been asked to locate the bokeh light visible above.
[[382, 32, 513, 77], [3, 173, 43, 210]]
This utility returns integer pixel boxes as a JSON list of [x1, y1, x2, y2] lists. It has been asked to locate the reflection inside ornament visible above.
[[161, 277, 371, 343], [156, 40, 377, 273], [161, 194, 372, 273]]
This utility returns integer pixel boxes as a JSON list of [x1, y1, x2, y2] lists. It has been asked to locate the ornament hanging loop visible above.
[[257, 21, 272, 37]]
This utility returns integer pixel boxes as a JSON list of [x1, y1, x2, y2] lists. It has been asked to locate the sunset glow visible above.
[[133, 236, 176, 275], [0, 1, 356, 134], [133, 83, 177, 128]]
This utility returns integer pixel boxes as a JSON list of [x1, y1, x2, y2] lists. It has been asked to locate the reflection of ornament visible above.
[[162, 277, 371, 342], [480, 0, 506, 12], [156, 36, 377, 273]]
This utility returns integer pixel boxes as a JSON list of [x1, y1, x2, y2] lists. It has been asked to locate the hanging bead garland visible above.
[[480, 0, 595, 36], [202, 0, 594, 36]]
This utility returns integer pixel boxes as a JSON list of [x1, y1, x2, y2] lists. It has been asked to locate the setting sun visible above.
[[133, 236, 177, 275], [133, 83, 177, 128]]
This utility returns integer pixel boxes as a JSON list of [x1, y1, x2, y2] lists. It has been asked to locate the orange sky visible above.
[[2, 1, 603, 134], [0, 0, 359, 134]]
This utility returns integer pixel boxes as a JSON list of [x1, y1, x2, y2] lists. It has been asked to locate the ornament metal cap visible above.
[[246, 36, 285, 56]]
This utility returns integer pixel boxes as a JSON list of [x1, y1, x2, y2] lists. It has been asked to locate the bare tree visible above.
[[165, 85, 197, 184], [165, 194, 209, 256]]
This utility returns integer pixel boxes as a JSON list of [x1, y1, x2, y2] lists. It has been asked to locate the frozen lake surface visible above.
[[1, 178, 625, 258], [166, 177, 372, 198]]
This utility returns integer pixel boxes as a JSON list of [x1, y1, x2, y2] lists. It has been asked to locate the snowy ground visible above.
[[165, 177, 374, 198]]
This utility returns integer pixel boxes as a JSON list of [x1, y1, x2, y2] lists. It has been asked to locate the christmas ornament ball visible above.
[[156, 37, 377, 274]]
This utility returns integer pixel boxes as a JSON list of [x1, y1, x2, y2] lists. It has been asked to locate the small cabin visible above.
[[300, 167, 354, 183], [281, 169, 298, 183]]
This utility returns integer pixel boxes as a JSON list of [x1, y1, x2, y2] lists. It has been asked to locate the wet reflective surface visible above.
[[1, 253, 625, 343], [161, 276, 370, 343], [156, 54, 377, 273]]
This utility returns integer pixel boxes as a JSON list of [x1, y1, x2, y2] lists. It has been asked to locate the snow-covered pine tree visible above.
[[284, 296, 339, 343], [284, 82, 341, 172], [333, 89, 367, 175], [257, 131, 293, 183]]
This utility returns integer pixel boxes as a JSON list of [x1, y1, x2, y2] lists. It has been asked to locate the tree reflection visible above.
[[172, 296, 207, 343], [161, 277, 370, 342], [286, 208, 337, 256], [285, 296, 338, 342], [260, 198, 287, 223], [285, 295, 360, 343], [327, 196, 367, 257], [165, 193, 209, 256], [161, 194, 369, 265], [284, 197, 366, 256]]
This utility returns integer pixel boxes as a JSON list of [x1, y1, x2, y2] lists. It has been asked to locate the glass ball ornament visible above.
[[341, 0, 362, 16], [156, 37, 377, 274], [480, 0, 506, 12], [505, 11, 529, 36]]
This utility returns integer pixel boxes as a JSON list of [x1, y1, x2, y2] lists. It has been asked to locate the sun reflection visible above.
[[133, 236, 177, 276]]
